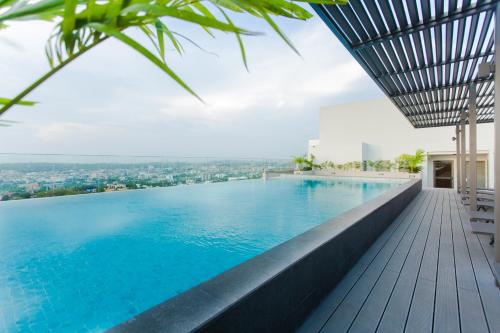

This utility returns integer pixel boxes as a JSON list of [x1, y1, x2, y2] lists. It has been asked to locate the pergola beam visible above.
[[377, 52, 495, 79], [415, 111, 495, 119], [414, 118, 495, 128], [352, 1, 497, 51], [390, 78, 494, 98], [397, 93, 495, 108], [402, 103, 495, 116]]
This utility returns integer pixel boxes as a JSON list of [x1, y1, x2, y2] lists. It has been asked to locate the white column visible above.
[[469, 83, 477, 212], [494, 3, 500, 282], [460, 109, 467, 195], [456, 124, 461, 192]]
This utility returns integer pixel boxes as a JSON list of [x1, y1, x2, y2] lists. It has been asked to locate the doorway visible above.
[[434, 161, 453, 188], [465, 160, 487, 188]]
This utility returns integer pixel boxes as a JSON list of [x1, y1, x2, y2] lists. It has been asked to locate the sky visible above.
[[0, 8, 382, 159]]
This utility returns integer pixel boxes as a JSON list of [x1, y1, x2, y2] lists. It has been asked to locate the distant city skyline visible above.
[[0, 10, 382, 158], [0, 159, 292, 201]]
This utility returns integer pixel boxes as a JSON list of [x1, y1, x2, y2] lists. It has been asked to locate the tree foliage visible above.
[[293, 153, 319, 171], [396, 149, 425, 174], [0, 0, 347, 117]]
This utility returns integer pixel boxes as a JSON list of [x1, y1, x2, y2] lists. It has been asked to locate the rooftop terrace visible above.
[[299, 188, 500, 333]]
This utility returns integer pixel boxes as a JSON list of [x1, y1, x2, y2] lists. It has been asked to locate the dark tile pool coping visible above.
[[108, 179, 422, 333]]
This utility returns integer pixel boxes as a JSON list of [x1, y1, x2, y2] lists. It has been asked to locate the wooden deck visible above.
[[298, 188, 500, 333]]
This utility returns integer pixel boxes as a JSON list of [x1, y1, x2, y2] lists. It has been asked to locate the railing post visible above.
[[469, 83, 477, 212]]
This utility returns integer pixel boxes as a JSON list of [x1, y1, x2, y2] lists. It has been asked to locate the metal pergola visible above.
[[313, 0, 500, 284], [313, 0, 497, 128]]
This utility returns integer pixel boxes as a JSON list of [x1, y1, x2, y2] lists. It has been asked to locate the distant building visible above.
[[228, 176, 248, 181], [105, 183, 127, 192], [24, 183, 40, 193], [308, 98, 494, 189]]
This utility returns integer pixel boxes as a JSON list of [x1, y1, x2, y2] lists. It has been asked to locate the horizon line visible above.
[[0, 152, 292, 161]]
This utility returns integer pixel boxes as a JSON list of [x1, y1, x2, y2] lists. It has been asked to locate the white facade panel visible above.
[[310, 98, 495, 188]]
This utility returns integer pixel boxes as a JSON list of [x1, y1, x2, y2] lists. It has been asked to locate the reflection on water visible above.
[[0, 177, 404, 332]]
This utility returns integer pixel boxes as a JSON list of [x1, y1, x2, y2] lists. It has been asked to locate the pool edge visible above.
[[107, 178, 422, 333]]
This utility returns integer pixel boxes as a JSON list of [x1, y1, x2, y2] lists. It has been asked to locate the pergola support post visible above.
[[494, 2, 500, 285], [460, 110, 467, 196], [469, 84, 478, 212], [456, 124, 461, 193]]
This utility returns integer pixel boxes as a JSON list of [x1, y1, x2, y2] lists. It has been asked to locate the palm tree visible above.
[[367, 160, 375, 171], [397, 149, 425, 173], [405, 149, 425, 173], [293, 156, 306, 170], [0, 0, 347, 117]]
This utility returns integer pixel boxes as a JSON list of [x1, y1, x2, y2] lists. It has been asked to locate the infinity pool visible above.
[[0, 177, 404, 332]]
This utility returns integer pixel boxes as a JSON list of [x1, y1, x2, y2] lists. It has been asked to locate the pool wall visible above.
[[109, 179, 422, 333]]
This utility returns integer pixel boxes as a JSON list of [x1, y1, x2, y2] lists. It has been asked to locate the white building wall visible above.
[[308, 139, 321, 159], [310, 98, 495, 188]]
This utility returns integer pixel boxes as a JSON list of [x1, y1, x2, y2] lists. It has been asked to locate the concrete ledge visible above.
[[108, 179, 422, 333], [313, 169, 422, 179]]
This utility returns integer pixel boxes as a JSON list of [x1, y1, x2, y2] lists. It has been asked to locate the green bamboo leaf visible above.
[[251, 0, 309, 19], [0, 0, 349, 116], [155, 20, 165, 59], [0, 0, 17, 7], [293, 0, 348, 4], [171, 31, 218, 57], [0, 97, 36, 106], [212, 0, 245, 13], [156, 20, 184, 55], [259, 9, 300, 56], [182, 5, 214, 38], [86, 0, 96, 22], [105, 0, 123, 26], [88, 23, 202, 102], [219, 8, 247, 71], [121, 4, 258, 36], [192, 2, 216, 20], [62, 0, 77, 53], [0, 36, 107, 117], [0, 0, 64, 22], [139, 24, 163, 56]]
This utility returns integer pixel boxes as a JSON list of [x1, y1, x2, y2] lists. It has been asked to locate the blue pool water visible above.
[[0, 177, 404, 332]]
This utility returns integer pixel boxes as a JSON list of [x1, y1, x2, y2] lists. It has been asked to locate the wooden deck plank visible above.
[[433, 190, 461, 333], [297, 189, 500, 333], [405, 190, 445, 333], [347, 269, 399, 333], [297, 191, 429, 333], [455, 193, 500, 331], [318, 192, 432, 332], [449, 191, 489, 333], [347, 190, 435, 333], [374, 190, 438, 333]]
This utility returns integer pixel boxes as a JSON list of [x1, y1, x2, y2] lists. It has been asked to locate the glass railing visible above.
[[0, 153, 294, 201]]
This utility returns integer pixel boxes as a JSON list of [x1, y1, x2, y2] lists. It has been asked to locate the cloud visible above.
[[155, 21, 367, 123], [0, 14, 380, 157], [35, 122, 107, 142]]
